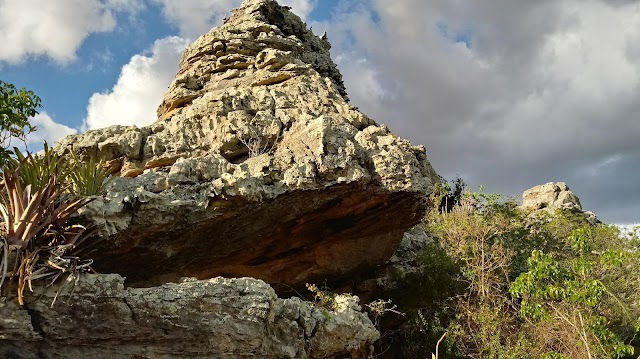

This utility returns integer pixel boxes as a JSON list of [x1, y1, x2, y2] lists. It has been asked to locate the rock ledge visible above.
[[0, 275, 378, 359]]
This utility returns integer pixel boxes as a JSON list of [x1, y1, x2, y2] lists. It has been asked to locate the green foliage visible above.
[[510, 226, 635, 357], [0, 82, 113, 305], [66, 151, 113, 196], [541, 353, 571, 359], [430, 176, 466, 213], [401, 183, 640, 359], [8, 144, 67, 191], [0, 80, 39, 163], [6, 144, 112, 197], [391, 239, 465, 358], [366, 299, 395, 318], [420, 190, 533, 358], [0, 147, 112, 305]]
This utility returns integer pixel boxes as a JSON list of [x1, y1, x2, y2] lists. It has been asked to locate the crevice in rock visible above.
[[138, 130, 149, 161], [23, 303, 47, 359], [23, 303, 45, 339], [122, 296, 139, 325]]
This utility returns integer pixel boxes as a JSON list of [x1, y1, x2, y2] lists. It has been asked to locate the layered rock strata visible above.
[[54, 0, 439, 287], [0, 275, 378, 358]]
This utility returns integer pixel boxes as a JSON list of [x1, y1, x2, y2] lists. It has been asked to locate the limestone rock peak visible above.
[[158, 0, 347, 123], [522, 182, 582, 212], [54, 0, 440, 288]]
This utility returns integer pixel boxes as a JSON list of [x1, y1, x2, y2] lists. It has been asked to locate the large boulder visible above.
[[0, 275, 378, 358], [55, 0, 439, 287], [521, 182, 600, 225], [521, 182, 582, 212]]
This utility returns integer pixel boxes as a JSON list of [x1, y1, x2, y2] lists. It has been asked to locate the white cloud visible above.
[[84, 36, 189, 130], [25, 112, 77, 148], [81, 0, 319, 129], [153, 0, 242, 39], [280, 0, 316, 20], [0, 0, 141, 64], [326, 0, 640, 222], [154, 0, 316, 40]]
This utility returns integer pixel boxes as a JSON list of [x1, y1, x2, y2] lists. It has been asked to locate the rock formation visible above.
[[54, 0, 439, 287], [521, 182, 600, 224], [0, 275, 378, 358], [522, 182, 582, 212]]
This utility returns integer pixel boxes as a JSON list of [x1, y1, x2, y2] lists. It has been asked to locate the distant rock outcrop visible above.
[[521, 182, 600, 224], [0, 275, 378, 358], [522, 182, 582, 212], [54, 0, 439, 287]]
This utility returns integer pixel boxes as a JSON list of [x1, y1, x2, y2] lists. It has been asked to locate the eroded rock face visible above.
[[54, 0, 439, 287], [0, 275, 378, 358], [521, 182, 600, 224], [522, 182, 582, 212]]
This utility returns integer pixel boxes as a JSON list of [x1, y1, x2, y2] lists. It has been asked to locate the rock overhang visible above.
[[55, 0, 440, 288]]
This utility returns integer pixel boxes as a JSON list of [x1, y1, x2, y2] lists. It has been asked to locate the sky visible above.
[[0, 0, 639, 225]]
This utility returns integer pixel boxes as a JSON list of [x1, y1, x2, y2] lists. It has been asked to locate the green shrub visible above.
[[0, 146, 112, 305], [402, 185, 640, 358]]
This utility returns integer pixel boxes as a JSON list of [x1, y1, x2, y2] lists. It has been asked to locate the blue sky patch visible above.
[[436, 20, 473, 49]]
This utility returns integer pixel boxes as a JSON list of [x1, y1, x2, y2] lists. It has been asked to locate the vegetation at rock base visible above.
[[393, 180, 640, 359], [0, 81, 112, 305]]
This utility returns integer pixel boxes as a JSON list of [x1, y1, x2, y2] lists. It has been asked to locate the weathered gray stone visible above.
[[522, 182, 582, 212], [0, 274, 378, 358], [521, 182, 601, 225], [53, 0, 439, 288]]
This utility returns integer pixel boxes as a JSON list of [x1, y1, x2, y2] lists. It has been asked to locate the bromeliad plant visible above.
[[0, 146, 111, 305]]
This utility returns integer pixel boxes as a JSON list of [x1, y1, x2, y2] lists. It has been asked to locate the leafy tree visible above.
[[430, 176, 466, 213], [0, 80, 39, 163], [510, 219, 638, 358]]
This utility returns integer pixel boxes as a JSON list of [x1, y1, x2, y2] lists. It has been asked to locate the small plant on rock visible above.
[[306, 283, 337, 311]]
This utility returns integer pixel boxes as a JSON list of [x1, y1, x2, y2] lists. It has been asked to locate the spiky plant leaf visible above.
[[7, 143, 68, 193], [66, 152, 112, 196], [0, 148, 98, 305]]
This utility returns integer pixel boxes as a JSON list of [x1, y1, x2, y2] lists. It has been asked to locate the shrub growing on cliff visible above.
[[429, 176, 466, 213]]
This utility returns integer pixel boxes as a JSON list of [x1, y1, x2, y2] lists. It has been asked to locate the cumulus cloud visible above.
[[84, 36, 189, 130], [0, 0, 141, 64], [326, 0, 640, 223], [25, 112, 77, 148], [153, 0, 242, 39], [84, 0, 318, 129], [154, 0, 315, 39], [280, 0, 316, 20]]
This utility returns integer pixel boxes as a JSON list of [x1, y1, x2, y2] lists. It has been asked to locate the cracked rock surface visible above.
[[53, 0, 439, 288], [0, 275, 378, 358]]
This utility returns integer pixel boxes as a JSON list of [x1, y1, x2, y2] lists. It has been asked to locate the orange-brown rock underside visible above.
[[88, 183, 426, 288]]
